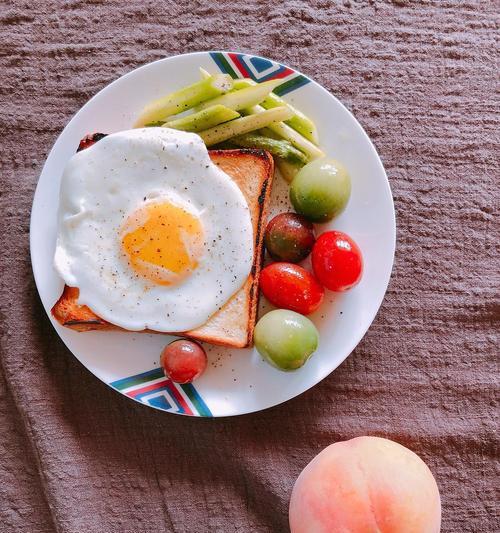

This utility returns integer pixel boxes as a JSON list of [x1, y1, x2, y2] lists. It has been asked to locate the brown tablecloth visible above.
[[1, 1, 498, 531]]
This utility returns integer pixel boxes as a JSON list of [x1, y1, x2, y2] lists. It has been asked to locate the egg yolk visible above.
[[121, 201, 204, 286]]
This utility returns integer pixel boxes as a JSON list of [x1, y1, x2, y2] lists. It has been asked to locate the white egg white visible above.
[[54, 128, 254, 332]]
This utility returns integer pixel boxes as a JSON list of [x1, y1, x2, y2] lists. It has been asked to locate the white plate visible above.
[[30, 51, 395, 417]]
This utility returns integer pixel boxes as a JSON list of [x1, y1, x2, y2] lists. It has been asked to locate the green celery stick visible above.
[[259, 127, 282, 140], [195, 79, 281, 113], [231, 133, 308, 166], [261, 93, 319, 144], [231, 78, 319, 144], [163, 105, 240, 133], [232, 78, 256, 90], [144, 120, 167, 127], [275, 157, 304, 183], [199, 67, 211, 79], [134, 74, 233, 127], [246, 105, 324, 160], [198, 106, 293, 146]]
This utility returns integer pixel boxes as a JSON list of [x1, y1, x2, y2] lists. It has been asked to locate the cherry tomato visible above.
[[311, 231, 363, 291], [77, 132, 107, 152], [160, 339, 207, 384], [254, 310, 319, 371], [290, 158, 351, 223], [260, 263, 324, 315], [264, 212, 315, 263]]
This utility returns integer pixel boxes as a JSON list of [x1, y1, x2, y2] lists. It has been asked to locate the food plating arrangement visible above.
[[51, 66, 363, 379]]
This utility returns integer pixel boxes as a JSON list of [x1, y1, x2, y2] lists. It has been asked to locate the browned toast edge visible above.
[[51, 148, 274, 348]]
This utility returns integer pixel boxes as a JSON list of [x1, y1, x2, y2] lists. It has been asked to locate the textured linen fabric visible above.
[[0, 1, 498, 532]]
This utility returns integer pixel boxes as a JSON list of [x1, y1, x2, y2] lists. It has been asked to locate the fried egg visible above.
[[54, 128, 253, 332]]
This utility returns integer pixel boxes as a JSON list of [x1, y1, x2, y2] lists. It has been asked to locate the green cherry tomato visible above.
[[290, 158, 351, 223], [254, 309, 319, 371]]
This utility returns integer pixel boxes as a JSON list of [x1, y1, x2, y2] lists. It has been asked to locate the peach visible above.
[[289, 436, 441, 533]]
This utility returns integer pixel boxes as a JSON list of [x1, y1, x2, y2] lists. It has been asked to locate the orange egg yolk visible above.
[[121, 201, 204, 286]]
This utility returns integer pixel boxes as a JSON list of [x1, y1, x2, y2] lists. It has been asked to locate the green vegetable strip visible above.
[[134, 74, 233, 127], [195, 79, 282, 112], [259, 127, 282, 140], [231, 133, 308, 166], [144, 121, 167, 127], [201, 71, 249, 88], [246, 105, 324, 160], [230, 78, 319, 144], [199, 67, 211, 79], [232, 78, 256, 90], [162, 104, 240, 133], [261, 93, 319, 144], [275, 157, 303, 183], [198, 106, 293, 146]]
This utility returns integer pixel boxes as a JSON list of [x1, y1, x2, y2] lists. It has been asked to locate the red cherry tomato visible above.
[[260, 263, 324, 315], [77, 133, 107, 152], [311, 231, 363, 291], [160, 340, 207, 384]]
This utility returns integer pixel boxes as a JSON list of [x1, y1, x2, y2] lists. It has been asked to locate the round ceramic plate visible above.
[[31, 51, 395, 417]]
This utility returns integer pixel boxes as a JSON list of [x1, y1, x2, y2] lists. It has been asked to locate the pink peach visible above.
[[289, 436, 441, 533]]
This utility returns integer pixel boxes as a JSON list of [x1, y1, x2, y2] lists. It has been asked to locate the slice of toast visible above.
[[51, 148, 274, 348]]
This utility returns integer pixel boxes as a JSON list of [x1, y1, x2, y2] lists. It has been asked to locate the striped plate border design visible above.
[[210, 52, 310, 95], [110, 368, 212, 417]]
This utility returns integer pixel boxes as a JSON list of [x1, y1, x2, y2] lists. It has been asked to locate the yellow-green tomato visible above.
[[254, 309, 319, 371], [290, 158, 351, 223]]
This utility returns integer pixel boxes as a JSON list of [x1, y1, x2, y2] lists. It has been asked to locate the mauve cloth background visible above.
[[0, 1, 498, 532]]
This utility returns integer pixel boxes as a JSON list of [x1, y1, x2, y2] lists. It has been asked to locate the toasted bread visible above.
[[51, 148, 274, 348]]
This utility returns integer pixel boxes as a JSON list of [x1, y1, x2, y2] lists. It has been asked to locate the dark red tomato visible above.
[[260, 263, 324, 315], [264, 212, 315, 263], [311, 231, 363, 291], [77, 133, 107, 152], [160, 339, 207, 384]]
